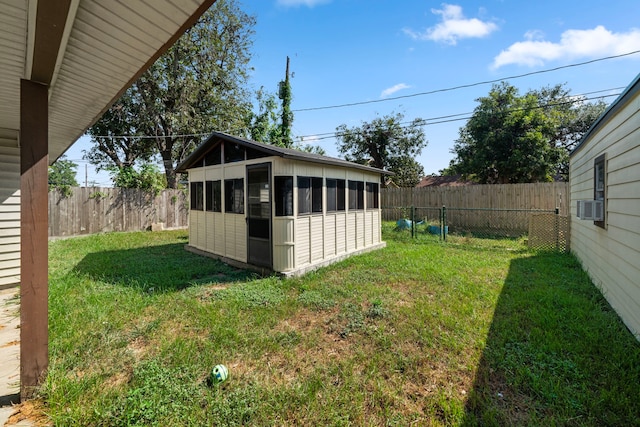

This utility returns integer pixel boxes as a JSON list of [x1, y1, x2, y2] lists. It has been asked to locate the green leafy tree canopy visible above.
[[335, 112, 427, 187], [447, 82, 607, 183], [87, 0, 256, 188], [49, 156, 78, 196]]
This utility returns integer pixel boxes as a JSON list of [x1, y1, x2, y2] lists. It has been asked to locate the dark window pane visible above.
[[336, 179, 345, 211], [312, 177, 323, 213], [206, 181, 213, 211], [366, 182, 379, 209], [190, 182, 203, 211], [246, 146, 268, 160], [225, 179, 244, 213], [205, 144, 222, 166], [348, 180, 357, 210], [206, 181, 222, 212], [298, 177, 311, 214], [275, 176, 293, 216], [327, 179, 337, 212], [357, 181, 364, 210], [224, 142, 244, 163]]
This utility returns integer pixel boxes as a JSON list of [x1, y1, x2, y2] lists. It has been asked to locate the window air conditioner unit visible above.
[[576, 200, 604, 221]]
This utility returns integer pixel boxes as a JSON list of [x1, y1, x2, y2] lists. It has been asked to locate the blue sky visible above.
[[65, 0, 640, 186]]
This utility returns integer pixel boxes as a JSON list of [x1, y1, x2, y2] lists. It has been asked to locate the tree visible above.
[[335, 112, 427, 187], [447, 82, 606, 183], [108, 162, 166, 195], [85, 89, 156, 171], [87, 0, 256, 188], [48, 156, 78, 196], [247, 88, 283, 144]]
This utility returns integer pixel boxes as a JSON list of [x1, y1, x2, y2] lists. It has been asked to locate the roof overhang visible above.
[[177, 131, 393, 175], [571, 72, 640, 156], [0, 0, 216, 162]]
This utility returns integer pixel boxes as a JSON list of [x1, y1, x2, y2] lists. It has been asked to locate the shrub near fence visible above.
[[48, 187, 188, 238]]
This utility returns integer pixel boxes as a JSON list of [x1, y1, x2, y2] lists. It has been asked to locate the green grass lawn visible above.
[[39, 228, 640, 426]]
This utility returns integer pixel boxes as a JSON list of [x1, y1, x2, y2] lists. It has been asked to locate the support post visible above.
[[20, 79, 49, 399]]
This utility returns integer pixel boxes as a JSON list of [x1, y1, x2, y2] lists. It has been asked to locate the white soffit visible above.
[[0, 0, 212, 161]]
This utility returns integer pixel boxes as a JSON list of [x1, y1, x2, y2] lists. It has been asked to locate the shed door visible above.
[[247, 163, 272, 268]]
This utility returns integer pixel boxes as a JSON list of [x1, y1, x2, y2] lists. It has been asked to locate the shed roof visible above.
[[176, 131, 392, 175], [571, 72, 640, 156]]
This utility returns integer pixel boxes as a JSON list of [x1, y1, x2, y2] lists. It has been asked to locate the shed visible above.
[[177, 132, 389, 276], [569, 72, 640, 340]]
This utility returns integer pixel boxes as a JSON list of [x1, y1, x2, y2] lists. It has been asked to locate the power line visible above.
[[292, 50, 640, 112], [296, 92, 621, 142]]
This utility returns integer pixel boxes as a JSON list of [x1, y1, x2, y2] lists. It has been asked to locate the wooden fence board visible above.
[[48, 187, 188, 238], [382, 182, 569, 216]]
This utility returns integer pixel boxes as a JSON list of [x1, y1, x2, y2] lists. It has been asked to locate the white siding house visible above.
[[177, 132, 388, 276], [570, 73, 640, 340]]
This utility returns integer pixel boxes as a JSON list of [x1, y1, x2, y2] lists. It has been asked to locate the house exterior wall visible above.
[[0, 142, 20, 289], [570, 86, 640, 339], [187, 156, 385, 276]]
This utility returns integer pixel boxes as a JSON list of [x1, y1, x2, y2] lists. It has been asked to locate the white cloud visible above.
[[403, 3, 498, 45], [493, 26, 640, 68], [381, 83, 411, 98], [276, 0, 331, 7]]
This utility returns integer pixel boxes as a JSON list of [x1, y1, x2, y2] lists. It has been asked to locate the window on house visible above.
[[205, 180, 221, 212], [326, 179, 346, 212], [348, 180, 364, 210], [224, 178, 244, 214], [366, 182, 379, 209], [298, 176, 323, 215], [190, 182, 203, 211], [275, 176, 293, 216], [594, 153, 606, 227]]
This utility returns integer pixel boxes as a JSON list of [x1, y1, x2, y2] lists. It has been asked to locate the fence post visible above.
[[442, 205, 447, 242], [555, 207, 559, 251], [411, 205, 415, 238]]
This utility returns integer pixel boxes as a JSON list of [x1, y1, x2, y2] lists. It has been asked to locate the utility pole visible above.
[[279, 56, 293, 148]]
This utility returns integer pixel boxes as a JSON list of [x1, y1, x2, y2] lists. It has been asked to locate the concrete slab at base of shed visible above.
[[185, 242, 387, 278]]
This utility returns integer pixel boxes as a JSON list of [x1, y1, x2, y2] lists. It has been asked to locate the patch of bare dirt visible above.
[[6, 399, 51, 426]]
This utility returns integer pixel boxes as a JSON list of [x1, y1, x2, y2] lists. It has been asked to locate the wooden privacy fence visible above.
[[49, 187, 188, 238], [382, 182, 570, 217], [382, 183, 571, 250]]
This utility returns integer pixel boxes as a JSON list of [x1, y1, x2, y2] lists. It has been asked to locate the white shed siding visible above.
[[336, 213, 347, 254], [324, 214, 337, 258], [273, 217, 294, 272], [346, 213, 357, 252], [356, 211, 365, 248], [186, 150, 385, 275], [570, 84, 640, 339], [310, 216, 324, 262], [0, 143, 20, 288], [296, 216, 311, 266], [213, 213, 225, 255]]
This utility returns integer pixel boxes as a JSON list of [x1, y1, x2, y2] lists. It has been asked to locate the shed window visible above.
[[348, 180, 364, 210], [206, 180, 221, 212], [326, 179, 345, 212], [190, 182, 203, 211], [275, 176, 293, 216], [298, 177, 323, 215], [205, 145, 222, 166], [594, 154, 606, 227], [224, 142, 245, 163], [225, 178, 244, 214], [366, 182, 379, 209]]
